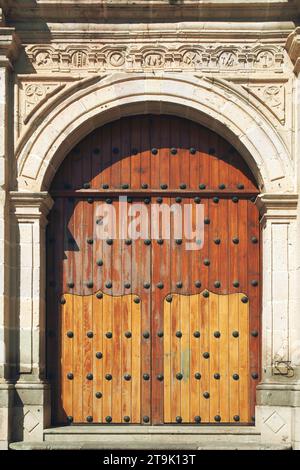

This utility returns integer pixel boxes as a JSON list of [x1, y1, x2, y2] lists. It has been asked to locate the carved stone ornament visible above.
[[243, 84, 286, 124], [26, 43, 285, 73], [20, 81, 66, 124]]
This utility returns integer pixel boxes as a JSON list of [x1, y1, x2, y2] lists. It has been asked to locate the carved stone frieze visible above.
[[25, 43, 285, 73], [242, 83, 286, 124]]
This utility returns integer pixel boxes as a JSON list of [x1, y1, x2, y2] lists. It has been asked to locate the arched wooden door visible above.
[[46, 115, 260, 426]]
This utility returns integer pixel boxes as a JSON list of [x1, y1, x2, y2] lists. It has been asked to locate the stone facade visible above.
[[1, 0, 300, 449]]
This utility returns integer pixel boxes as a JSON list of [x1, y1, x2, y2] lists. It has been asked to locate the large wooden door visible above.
[[46, 115, 260, 425]]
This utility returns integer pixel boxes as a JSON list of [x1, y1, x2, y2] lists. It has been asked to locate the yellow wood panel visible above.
[[72, 294, 83, 422], [93, 293, 103, 423], [131, 295, 141, 423], [163, 291, 250, 424], [112, 295, 122, 423], [121, 295, 132, 422], [61, 295, 73, 420], [102, 293, 113, 421]]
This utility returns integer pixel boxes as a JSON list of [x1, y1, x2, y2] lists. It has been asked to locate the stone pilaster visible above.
[[0, 23, 19, 449], [255, 194, 299, 447], [9, 192, 53, 442]]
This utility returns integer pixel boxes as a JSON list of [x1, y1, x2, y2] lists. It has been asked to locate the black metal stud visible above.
[[144, 198, 150, 204], [67, 282, 74, 288], [232, 237, 239, 244], [125, 239, 132, 245], [86, 373, 93, 380], [194, 197, 201, 204], [214, 238, 221, 245], [237, 183, 244, 190], [195, 372, 201, 380], [232, 196, 239, 203], [203, 392, 210, 399], [102, 184, 109, 189], [96, 292, 103, 299], [175, 416, 182, 423], [151, 148, 158, 155], [157, 197, 163, 203], [106, 198, 112, 204], [190, 148, 196, 154], [214, 281, 221, 288], [67, 416, 73, 423], [141, 183, 148, 189], [96, 352, 103, 359], [250, 196, 257, 203], [251, 280, 258, 286], [175, 239, 182, 245], [97, 259, 103, 266], [199, 184, 206, 190], [106, 416, 112, 423], [124, 416, 130, 423], [86, 281, 93, 288], [203, 290, 210, 298], [106, 238, 113, 245], [233, 281, 240, 288], [160, 184, 168, 190], [214, 331, 221, 338], [157, 282, 164, 289], [124, 282, 131, 289], [144, 239, 151, 245], [86, 416, 93, 423], [143, 373, 150, 381], [213, 197, 219, 203], [195, 280, 201, 288], [67, 331, 74, 338], [124, 374, 131, 381], [194, 416, 201, 423], [180, 183, 186, 189], [87, 331, 93, 338], [106, 281, 112, 288], [176, 282, 183, 288], [67, 373, 74, 380], [105, 374, 112, 381], [233, 415, 240, 422], [176, 331, 182, 338], [157, 374, 164, 381], [251, 330, 259, 337], [203, 352, 210, 359], [176, 373, 183, 380], [95, 392, 102, 399], [232, 331, 239, 338], [166, 295, 172, 302], [127, 197, 133, 203], [232, 374, 239, 381], [251, 236, 258, 244], [134, 297, 140, 304], [194, 331, 201, 338], [143, 416, 150, 423], [122, 184, 129, 189], [204, 217, 210, 225], [143, 331, 150, 339], [96, 218, 102, 226], [157, 239, 164, 245], [204, 259, 210, 266], [83, 182, 90, 189], [87, 198, 93, 204], [214, 415, 221, 422], [60, 297, 66, 305], [175, 197, 182, 203], [106, 332, 113, 339], [251, 372, 258, 379], [214, 373, 220, 380], [241, 296, 248, 304], [157, 331, 164, 338], [219, 184, 226, 190], [171, 148, 177, 155], [144, 282, 151, 289], [125, 331, 132, 338]]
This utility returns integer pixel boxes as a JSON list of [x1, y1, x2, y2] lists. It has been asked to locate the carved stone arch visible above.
[[16, 73, 294, 193]]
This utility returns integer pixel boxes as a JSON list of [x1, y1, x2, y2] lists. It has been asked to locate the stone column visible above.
[[256, 194, 299, 447], [0, 22, 19, 449], [10, 192, 53, 443], [285, 27, 300, 450]]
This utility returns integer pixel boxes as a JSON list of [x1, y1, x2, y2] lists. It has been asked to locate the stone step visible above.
[[10, 439, 291, 451]]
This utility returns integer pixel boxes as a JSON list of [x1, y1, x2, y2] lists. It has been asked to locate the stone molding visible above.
[[0, 26, 20, 67], [286, 27, 300, 75], [10, 191, 54, 228], [26, 43, 286, 74], [257, 193, 298, 224]]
